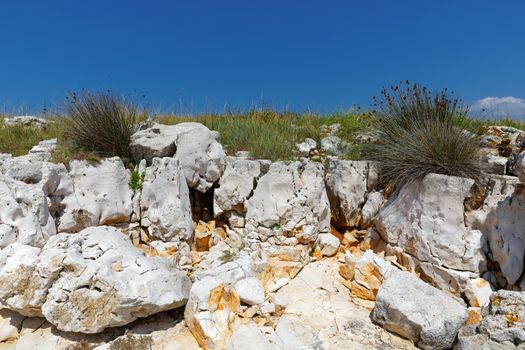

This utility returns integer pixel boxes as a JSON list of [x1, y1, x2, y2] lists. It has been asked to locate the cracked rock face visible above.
[[213, 156, 262, 218], [375, 173, 486, 293], [483, 186, 525, 286], [58, 157, 133, 233], [138, 157, 193, 242], [245, 161, 330, 251], [130, 122, 226, 193], [40, 226, 192, 333], [325, 159, 379, 229], [457, 290, 525, 349], [0, 226, 192, 333]]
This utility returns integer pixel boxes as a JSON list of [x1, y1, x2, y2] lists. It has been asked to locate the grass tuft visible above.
[[364, 82, 485, 189], [62, 91, 146, 161]]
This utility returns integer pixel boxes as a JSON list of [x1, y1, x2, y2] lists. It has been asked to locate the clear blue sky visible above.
[[1, 0, 525, 116]]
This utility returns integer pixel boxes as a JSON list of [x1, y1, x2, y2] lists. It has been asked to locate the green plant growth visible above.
[[128, 170, 145, 191], [63, 91, 146, 161], [364, 81, 485, 190], [156, 109, 372, 161]]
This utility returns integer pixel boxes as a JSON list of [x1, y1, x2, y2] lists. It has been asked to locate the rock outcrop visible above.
[[325, 158, 379, 229], [130, 122, 226, 192], [375, 173, 486, 293], [136, 157, 193, 242], [0, 226, 191, 333], [58, 157, 133, 233]]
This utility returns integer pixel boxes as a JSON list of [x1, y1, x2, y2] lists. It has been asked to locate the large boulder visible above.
[[137, 157, 193, 242], [325, 159, 378, 229], [40, 226, 192, 333], [375, 173, 485, 293], [57, 157, 133, 233], [244, 161, 330, 254], [372, 271, 468, 350], [130, 122, 226, 192], [1, 226, 192, 332]]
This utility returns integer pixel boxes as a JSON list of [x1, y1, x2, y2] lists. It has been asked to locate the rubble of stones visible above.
[[0, 119, 525, 349]]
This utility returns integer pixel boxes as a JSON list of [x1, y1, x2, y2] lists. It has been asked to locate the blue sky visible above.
[[1, 0, 525, 117]]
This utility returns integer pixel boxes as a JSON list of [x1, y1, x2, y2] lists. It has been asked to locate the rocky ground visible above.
[[0, 119, 525, 349]]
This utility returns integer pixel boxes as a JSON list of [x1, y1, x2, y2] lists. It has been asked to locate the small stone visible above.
[[318, 233, 340, 257], [259, 302, 275, 315], [234, 277, 265, 306], [465, 278, 494, 307]]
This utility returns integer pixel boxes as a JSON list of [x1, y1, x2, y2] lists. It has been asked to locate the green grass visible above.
[[1, 109, 525, 165], [156, 109, 373, 161], [0, 116, 62, 156]]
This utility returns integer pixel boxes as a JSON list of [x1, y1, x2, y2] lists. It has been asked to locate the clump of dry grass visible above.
[[63, 91, 146, 161], [364, 81, 485, 189]]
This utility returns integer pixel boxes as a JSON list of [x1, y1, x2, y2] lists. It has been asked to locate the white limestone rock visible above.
[[483, 185, 525, 285], [0, 243, 59, 316], [213, 157, 261, 217], [58, 157, 133, 233], [226, 323, 276, 350], [466, 175, 519, 231], [0, 161, 70, 248], [318, 233, 340, 257], [41, 226, 192, 333], [4, 116, 47, 128], [361, 191, 386, 228], [372, 271, 468, 350], [234, 277, 265, 306], [295, 138, 317, 157], [325, 158, 378, 229], [517, 150, 525, 183], [375, 173, 485, 293], [131, 122, 226, 192], [138, 157, 193, 242], [270, 259, 417, 350], [28, 138, 58, 161], [465, 277, 494, 308], [320, 135, 351, 156], [245, 161, 330, 247]]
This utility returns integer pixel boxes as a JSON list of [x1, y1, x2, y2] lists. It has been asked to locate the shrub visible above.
[[63, 91, 145, 160], [364, 81, 484, 189]]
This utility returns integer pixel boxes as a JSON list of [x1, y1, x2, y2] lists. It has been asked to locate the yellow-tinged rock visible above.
[[465, 307, 483, 326], [208, 285, 241, 313]]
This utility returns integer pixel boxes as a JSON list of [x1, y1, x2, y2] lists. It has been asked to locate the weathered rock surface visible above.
[[325, 158, 378, 229], [372, 271, 468, 349], [271, 259, 416, 350], [457, 290, 525, 349], [213, 157, 262, 219], [483, 183, 525, 285], [58, 157, 133, 233], [0, 226, 191, 333], [137, 157, 193, 242], [375, 173, 485, 293], [517, 151, 525, 183], [340, 250, 398, 301], [130, 122, 226, 192], [0, 160, 69, 248], [295, 138, 317, 157], [41, 226, 191, 333], [245, 161, 330, 253]]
